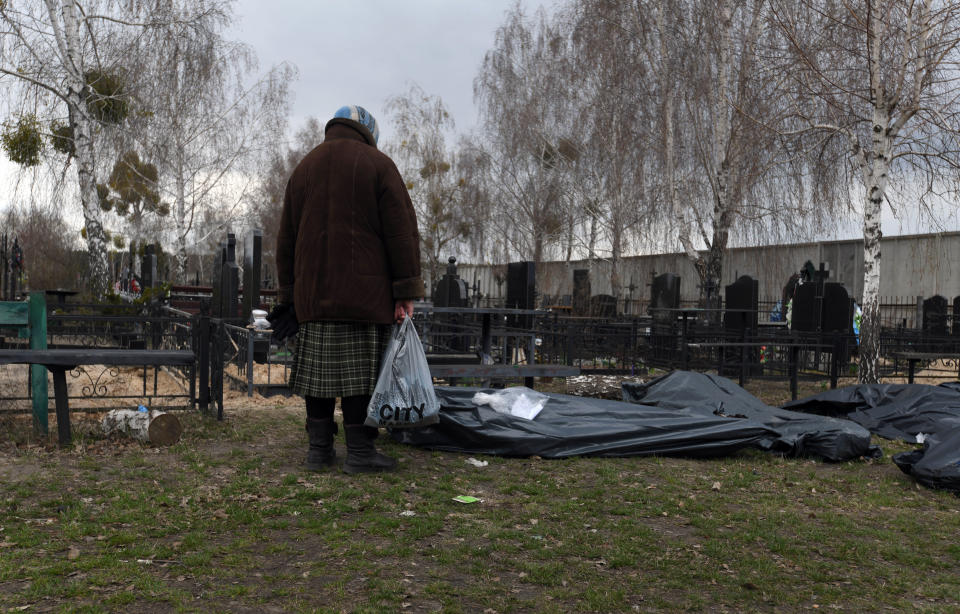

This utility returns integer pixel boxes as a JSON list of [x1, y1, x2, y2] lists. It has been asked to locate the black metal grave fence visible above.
[[0, 301, 203, 414]]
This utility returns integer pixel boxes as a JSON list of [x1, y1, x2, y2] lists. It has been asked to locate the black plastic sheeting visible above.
[[622, 371, 876, 462], [785, 383, 960, 492], [391, 386, 776, 458], [784, 383, 960, 442]]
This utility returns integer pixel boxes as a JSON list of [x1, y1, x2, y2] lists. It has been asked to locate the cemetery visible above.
[[4, 0, 960, 609], [3, 225, 960, 612], [3, 227, 960, 468]]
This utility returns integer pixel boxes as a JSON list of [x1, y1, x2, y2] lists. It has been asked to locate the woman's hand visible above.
[[394, 299, 414, 323]]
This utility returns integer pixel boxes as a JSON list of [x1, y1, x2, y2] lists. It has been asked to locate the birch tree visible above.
[[130, 6, 293, 282], [0, 1, 122, 294], [0, 0, 235, 295], [385, 84, 471, 288], [250, 117, 324, 285], [772, 0, 960, 383], [474, 5, 578, 267], [670, 0, 796, 310], [562, 0, 804, 309], [567, 0, 656, 302]]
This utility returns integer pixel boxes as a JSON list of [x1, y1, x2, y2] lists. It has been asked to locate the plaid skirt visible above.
[[289, 321, 392, 398]]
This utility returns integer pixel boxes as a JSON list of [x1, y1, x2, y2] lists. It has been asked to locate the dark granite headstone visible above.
[[242, 229, 262, 322], [820, 283, 852, 333], [433, 257, 469, 308], [572, 269, 591, 316], [212, 234, 239, 319], [723, 275, 758, 332], [649, 273, 680, 323], [506, 261, 536, 310], [791, 283, 819, 332], [589, 294, 617, 318], [142, 244, 157, 289], [1, 234, 8, 300], [922, 295, 949, 337], [954, 296, 960, 337], [721, 275, 759, 377]]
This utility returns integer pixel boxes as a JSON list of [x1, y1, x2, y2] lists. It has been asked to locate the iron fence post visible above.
[[246, 327, 254, 397], [830, 333, 840, 389], [214, 319, 224, 420], [739, 325, 748, 387], [188, 313, 197, 410], [790, 343, 800, 401], [198, 313, 210, 412]]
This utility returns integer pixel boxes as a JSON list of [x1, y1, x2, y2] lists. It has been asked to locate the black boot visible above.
[[343, 424, 397, 474], [305, 418, 337, 470]]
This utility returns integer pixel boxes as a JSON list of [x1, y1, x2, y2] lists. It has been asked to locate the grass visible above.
[[0, 382, 959, 613]]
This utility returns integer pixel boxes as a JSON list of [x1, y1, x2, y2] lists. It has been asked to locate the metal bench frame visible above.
[[0, 348, 194, 446]]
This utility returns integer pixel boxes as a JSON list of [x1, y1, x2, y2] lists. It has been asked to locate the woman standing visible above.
[[272, 105, 424, 474]]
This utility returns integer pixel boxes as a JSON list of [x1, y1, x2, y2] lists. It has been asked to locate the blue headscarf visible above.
[[333, 105, 380, 145]]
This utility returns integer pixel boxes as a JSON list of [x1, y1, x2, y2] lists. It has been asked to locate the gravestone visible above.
[[649, 273, 680, 324], [1, 234, 8, 300], [954, 296, 960, 337], [722, 275, 759, 376], [242, 229, 262, 322], [211, 234, 240, 319], [142, 244, 158, 289], [589, 294, 617, 318], [723, 275, 758, 332], [648, 273, 681, 363], [572, 269, 591, 316], [506, 261, 536, 310], [820, 283, 853, 333], [922, 295, 949, 337], [431, 257, 470, 352], [3, 236, 24, 301], [433, 257, 469, 308], [791, 283, 819, 332]]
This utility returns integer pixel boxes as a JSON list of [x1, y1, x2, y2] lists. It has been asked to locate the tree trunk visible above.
[[101, 409, 183, 446], [610, 216, 622, 306], [858, 120, 891, 383], [587, 206, 598, 260], [69, 98, 110, 297], [533, 224, 543, 268], [705, 0, 734, 318], [60, 1, 109, 297], [858, 173, 885, 384], [856, 6, 894, 382], [174, 148, 189, 283], [658, 0, 678, 220]]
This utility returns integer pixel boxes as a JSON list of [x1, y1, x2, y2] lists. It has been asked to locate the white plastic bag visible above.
[[472, 386, 548, 421], [365, 317, 440, 428]]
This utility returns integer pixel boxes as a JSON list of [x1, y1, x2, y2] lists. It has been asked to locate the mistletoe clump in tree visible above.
[[98, 151, 168, 250]]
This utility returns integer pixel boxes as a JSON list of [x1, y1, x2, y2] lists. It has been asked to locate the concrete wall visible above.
[[457, 231, 960, 304]]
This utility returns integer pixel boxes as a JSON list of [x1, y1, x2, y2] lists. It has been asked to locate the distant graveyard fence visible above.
[[441, 259, 960, 391]]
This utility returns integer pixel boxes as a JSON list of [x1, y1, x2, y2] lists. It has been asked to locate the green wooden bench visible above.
[[0, 292, 49, 432]]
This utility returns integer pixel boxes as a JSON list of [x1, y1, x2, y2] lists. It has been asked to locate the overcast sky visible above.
[[3, 0, 954, 240], [229, 0, 540, 144], [0, 0, 541, 218]]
